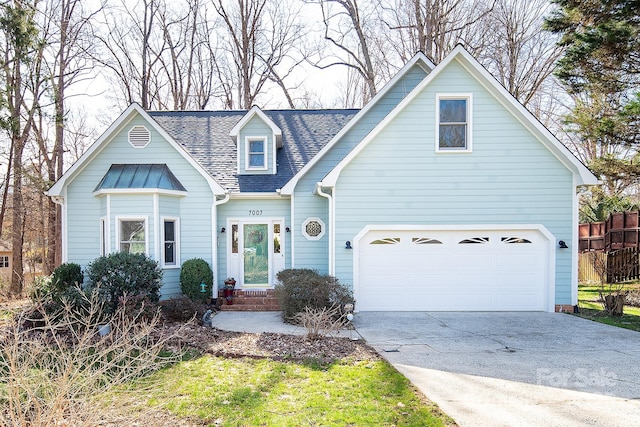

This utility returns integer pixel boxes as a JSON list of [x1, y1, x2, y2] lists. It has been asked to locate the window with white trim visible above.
[[246, 137, 267, 169], [163, 218, 179, 267], [436, 94, 472, 152], [0, 256, 9, 268], [119, 218, 147, 254], [302, 218, 325, 240]]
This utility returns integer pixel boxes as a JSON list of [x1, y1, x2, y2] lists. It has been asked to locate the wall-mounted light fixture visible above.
[[285, 226, 290, 233], [558, 240, 568, 249], [220, 227, 226, 233], [345, 241, 352, 249]]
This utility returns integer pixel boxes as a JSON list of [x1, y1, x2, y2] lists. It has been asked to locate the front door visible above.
[[227, 219, 285, 288]]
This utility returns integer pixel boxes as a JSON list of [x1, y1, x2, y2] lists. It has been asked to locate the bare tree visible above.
[[307, 0, 382, 106], [379, 0, 495, 64], [33, 0, 102, 273], [0, 0, 45, 295], [474, 0, 562, 108], [212, 0, 306, 109], [93, 0, 167, 110]]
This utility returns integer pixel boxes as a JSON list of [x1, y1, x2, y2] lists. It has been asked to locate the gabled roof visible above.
[[322, 45, 598, 187], [94, 164, 187, 194], [279, 51, 436, 195], [229, 106, 283, 148], [47, 104, 226, 197], [149, 109, 357, 193]]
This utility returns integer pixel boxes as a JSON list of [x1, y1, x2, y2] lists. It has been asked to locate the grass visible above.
[[118, 355, 454, 427], [576, 283, 640, 332]]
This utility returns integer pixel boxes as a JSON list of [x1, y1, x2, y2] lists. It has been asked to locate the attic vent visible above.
[[128, 126, 150, 148]]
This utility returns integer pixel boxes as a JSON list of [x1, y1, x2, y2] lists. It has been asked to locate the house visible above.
[[47, 46, 597, 312], [0, 239, 11, 281]]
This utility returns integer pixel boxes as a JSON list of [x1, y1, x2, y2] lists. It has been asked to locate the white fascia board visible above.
[[47, 103, 141, 197], [229, 105, 282, 138], [92, 188, 188, 197], [323, 45, 597, 187], [279, 52, 436, 195], [47, 103, 227, 197], [229, 192, 287, 200]]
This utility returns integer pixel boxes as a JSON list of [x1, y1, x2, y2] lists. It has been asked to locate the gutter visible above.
[[315, 182, 334, 275], [212, 191, 230, 296]]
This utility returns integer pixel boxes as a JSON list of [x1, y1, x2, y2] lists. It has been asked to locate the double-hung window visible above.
[[436, 94, 472, 152], [246, 137, 267, 170], [119, 218, 147, 254], [163, 218, 180, 267]]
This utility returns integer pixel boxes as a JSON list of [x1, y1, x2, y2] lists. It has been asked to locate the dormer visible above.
[[230, 106, 282, 175]]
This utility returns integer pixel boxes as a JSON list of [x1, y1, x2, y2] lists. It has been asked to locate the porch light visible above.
[[285, 226, 290, 232], [558, 240, 568, 249], [220, 227, 226, 233], [345, 241, 352, 249]]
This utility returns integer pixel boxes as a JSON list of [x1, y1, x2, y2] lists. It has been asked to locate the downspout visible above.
[[212, 191, 230, 298], [316, 182, 334, 275]]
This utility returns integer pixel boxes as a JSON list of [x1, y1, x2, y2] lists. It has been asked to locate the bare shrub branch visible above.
[[291, 304, 349, 340], [0, 289, 187, 426]]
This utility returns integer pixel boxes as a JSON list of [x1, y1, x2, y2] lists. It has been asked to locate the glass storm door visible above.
[[243, 223, 269, 285]]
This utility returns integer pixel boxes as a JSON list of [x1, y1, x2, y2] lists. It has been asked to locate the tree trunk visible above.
[[603, 293, 626, 316]]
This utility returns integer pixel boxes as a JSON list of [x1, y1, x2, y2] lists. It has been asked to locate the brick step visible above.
[[218, 289, 281, 311]]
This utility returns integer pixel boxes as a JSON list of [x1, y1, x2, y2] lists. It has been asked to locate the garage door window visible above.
[[502, 237, 532, 244], [459, 237, 489, 244], [412, 237, 443, 245], [371, 237, 400, 244]]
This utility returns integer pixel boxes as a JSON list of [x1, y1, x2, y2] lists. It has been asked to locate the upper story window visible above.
[[246, 137, 267, 170], [436, 94, 472, 152]]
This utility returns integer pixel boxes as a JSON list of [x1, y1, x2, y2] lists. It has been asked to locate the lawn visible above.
[[576, 283, 640, 332], [115, 354, 454, 427]]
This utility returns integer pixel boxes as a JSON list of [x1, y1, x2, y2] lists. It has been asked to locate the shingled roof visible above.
[[148, 109, 358, 193]]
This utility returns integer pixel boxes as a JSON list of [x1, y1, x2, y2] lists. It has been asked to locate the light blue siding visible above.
[[65, 115, 214, 298], [293, 63, 429, 272], [238, 116, 274, 175], [333, 60, 574, 304]]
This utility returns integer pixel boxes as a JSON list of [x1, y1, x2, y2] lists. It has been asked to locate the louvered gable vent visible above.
[[128, 125, 150, 148]]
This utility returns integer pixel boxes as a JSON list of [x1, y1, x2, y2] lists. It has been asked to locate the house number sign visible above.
[[249, 210, 263, 216]]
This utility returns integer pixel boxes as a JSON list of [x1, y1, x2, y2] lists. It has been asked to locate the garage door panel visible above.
[[357, 228, 549, 311]]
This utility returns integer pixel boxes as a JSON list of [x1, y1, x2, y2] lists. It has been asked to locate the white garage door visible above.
[[356, 228, 550, 311]]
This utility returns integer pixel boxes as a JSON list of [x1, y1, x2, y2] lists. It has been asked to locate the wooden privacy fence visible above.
[[579, 211, 640, 283], [607, 247, 640, 283], [579, 211, 640, 252], [578, 247, 640, 283]]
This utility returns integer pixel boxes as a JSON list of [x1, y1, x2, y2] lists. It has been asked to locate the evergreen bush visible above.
[[274, 268, 354, 322], [180, 258, 213, 302], [86, 252, 162, 316]]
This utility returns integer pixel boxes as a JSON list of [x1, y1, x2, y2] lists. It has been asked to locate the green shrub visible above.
[[274, 268, 354, 322], [30, 264, 87, 318], [52, 262, 84, 291], [86, 252, 162, 316], [180, 258, 213, 302]]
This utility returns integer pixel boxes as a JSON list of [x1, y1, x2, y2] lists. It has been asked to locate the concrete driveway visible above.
[[352, 312, 640, 426]]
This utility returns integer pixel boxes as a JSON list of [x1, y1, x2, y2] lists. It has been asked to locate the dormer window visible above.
[[246, 137, 267, 170]]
